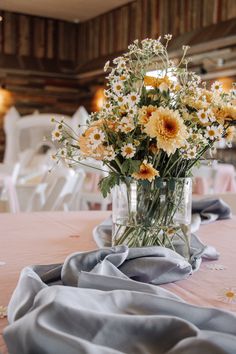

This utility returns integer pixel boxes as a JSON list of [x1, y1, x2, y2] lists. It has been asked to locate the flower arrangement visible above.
[[52, 35, 236, 254], [52, 35, 236, 195]]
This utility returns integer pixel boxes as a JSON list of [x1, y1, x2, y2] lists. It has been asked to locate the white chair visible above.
[[25, 165, 85, 212], [0, 162, 20, 213], [3, 106, 89, 166], [78, 159, 111, 210], [24, 165, 74, 211], [52, 169, 86, 211], [192, 161, 218, 195]]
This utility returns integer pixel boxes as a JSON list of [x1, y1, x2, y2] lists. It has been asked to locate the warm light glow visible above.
[[218, 77, 234, 92], [0, 88, 13, 114], [93, 88, 105, 111], [146, 69, 177, 81]]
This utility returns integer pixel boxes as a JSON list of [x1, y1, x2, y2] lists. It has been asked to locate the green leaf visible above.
[[121, 159, 140, 175], [129, 160, 140, 173], [168, 178, 175, 191], [98, 172, 119, 198], [155, 177, 163, 189], [121, 160, 130, 174]]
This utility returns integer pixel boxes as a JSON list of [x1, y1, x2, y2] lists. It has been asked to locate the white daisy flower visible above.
[[104, 60, 110, 72], [113, 56, 124, 65], [104, 89, 112, 98], [112, 81, 124, 95], [218, 287, 236, 304], [205, 126, 220, 140], [58, 148, 67, 158], [197, 109, 209, 124], [119, 74, 129, 82], [121, 143, 136, 159], [122, 124, 135, 133], [126, 92, 140, 106], [104, 101, 113, 112], [211, 81, 223, 93], [207, 109, 216, 122], [153, 41, 163, 53], [0, 305, 7, 319], [116, 95, 126, 106], [104, 146, 116, 161], [186, 147, 197, 159], [127, 106, 138, 116], [164, 34, 172, 41], [52, 129, 62, 141], [118, 117, 135, 133], [88, 129, 105, 147]]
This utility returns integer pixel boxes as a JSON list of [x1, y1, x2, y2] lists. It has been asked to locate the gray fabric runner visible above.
[[93, 198, 231, 269], [4, 198, 235, 354], [4, 244, 236, 354]]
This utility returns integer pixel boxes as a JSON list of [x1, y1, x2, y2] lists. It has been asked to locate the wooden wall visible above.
[[0, 10, 77, 64], [1, 1, 236, 117], [78, 0, 236, 68], [0, 9, 83, 117]]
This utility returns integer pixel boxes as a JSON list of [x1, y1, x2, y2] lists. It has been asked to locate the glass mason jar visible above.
[[112, 177, 192, 260]]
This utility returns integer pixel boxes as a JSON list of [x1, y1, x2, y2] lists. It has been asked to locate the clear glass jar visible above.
[[112, 177, 192, 260]]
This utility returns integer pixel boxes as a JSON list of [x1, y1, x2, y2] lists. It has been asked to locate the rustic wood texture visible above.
[[77, 0, 236, 67], [0, 9, 77, 62]]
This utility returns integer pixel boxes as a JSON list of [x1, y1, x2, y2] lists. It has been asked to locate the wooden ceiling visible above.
[[0, 0, 134, 22]]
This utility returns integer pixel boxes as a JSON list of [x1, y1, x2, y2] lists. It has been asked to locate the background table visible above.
[[1, 211, 236, 353], [193, 163, 236, 195]]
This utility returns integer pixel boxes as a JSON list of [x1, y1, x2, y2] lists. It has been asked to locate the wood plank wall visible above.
[[0, 0, 236, 117], [78, 0, 236, 67], [0, 10, 82, 117], [0, 10, 77, 62]]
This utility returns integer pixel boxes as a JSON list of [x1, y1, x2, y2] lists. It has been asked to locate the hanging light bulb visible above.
[[93, 87, 105, 111], [0, 86, 13, 115]]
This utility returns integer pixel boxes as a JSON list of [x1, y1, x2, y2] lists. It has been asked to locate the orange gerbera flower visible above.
[[225, 126, 235, 142], [132, 160, 159, 182], [138, 105, 157, 125], [78, 125, 105, 160], [144, 75, 171, 89], [144, 107, 188, 156]]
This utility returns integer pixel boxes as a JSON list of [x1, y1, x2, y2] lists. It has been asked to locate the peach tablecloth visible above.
[[193, 163, 236, 195], [1, 211, 236, 352]]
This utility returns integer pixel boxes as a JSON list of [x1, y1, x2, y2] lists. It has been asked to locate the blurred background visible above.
[[0, 0, 236, 213]]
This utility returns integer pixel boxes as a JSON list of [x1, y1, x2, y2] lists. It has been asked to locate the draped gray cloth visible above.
[[93, 198, 231, 269], [191, 198, 232, 231], [4, 245, 236, 354]]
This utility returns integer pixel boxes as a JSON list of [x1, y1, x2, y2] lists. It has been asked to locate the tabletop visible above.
[[1, 211, 236, 353]]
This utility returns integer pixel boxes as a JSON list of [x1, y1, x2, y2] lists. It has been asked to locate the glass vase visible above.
[[112, 177, 192, 260]]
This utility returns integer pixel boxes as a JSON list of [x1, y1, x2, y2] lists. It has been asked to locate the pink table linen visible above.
[[193, 163, 236, 195], [1, 211, 236, 352]]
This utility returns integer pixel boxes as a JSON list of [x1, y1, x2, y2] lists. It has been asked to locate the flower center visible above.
[[125, 147, 133, 154], [163, 119, 178, 135], [225, 291, 235, 298], [94, 134, 101, 140]]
